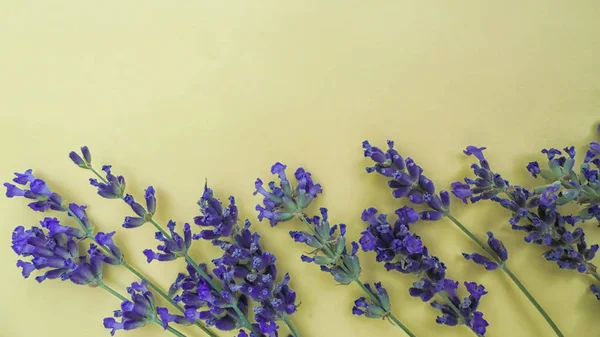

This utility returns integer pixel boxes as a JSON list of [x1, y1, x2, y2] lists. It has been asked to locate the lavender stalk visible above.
[[4, 167, 212, 336], [71, 147, 301, 337], [363, 140, 563, 337], [254, 163, 417, 337]]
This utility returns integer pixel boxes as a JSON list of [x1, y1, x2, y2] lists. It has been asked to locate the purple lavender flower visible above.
[[11, 220, 106, 285], [193, 184, 238, 240], [254, 163, 322, 226], [143, 221, 191, 262], [363, 140, 450, 219], [89, 165, 126, 199], [459, 145, 600, 274], [103, 280, 177, 335], [121, 187, 156, 228], [431, 281, 489, 335], [4, 170, 64, 212], [190, 184, 299, 336], [294, 208, 361, 285], [352, 282, 392, 319], [591, 284, 600, 300], [170, 263, 245, 331], [359, 207, 489, 335], [69, 146, 92, 168], [463, 232, 508, 271]]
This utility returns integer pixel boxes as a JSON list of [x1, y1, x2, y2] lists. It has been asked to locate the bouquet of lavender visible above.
[[6, 147, 301, 337], [451, 126, 600, 302]]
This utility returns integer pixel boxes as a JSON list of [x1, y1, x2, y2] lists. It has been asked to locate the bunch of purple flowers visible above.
[[254, 163, 417, 337], [69, 146, 300, 337], [362, 139, 566, 337], [5, 155, 196, 337], [453, 135, 600, 302]]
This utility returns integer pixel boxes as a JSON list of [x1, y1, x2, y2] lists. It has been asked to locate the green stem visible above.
[[99, 282, 128, 301], [66, 209, 218, 337], [500, 265, 564, 337], [297, 214, 416, 337], [282, 316, 300, 337], [446, 214, 564, 337]]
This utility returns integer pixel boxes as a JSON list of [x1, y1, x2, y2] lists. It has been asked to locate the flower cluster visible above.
[[254, 162, 406, 335], [525, 139, 600, 223], [104, 280, 185, 335], [143, 221, 191, 262], [168, 262, 248, 331], [455, 145, 600, 295], [352, 282, 392, 319], [4, 169, 65, 212], [12, 218, 105, 285], [293, 208, 361, 285], [359, 207, 488, 335], [463, 232, 508, 270], [254, 162, 322, 226], [192, 185, 298, 336], [69, 146, 301, 337], [362, 140, 490, 334], [363, 140, 450, 220]]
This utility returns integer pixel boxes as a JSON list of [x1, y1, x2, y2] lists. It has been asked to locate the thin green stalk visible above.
[[297, 215, 416, 337], [282, 316, 300, 337], [99, 283, 189, 337], [99, 282, 128, 301], [66, 209, 218, 337], [501, 265, 563, 337], [446, 214, 564, 337]]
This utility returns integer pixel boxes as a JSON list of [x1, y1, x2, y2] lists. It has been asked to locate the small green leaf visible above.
[[335, 236, 346, 255], [313, 255, 334, 265], [539, 169, 558, 181]]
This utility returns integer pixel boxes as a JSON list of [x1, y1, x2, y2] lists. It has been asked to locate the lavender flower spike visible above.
[[359, 207, 489, 335], [103, 280, 186, 335], [254, 162, 322, 226], [191, 184, 300, 337], [255, 165, 416, 337]]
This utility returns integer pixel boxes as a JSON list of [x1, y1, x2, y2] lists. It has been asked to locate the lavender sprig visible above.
[[453, 146, 600, 278], [363, 140, 564, 337], [192, 185, 300, 337], [254, 163, 416, 337], [4, 165, 215, 336], [71, 147, 300, 337], [103, 280, 188, 337], [524, 135, 600, 224], [360, 207, 488, 336]]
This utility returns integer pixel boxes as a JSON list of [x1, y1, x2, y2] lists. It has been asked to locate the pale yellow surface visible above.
[[1, 2, 599, 337]]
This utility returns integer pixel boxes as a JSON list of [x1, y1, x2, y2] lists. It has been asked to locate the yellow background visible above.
[[1, 1, 599, 337]]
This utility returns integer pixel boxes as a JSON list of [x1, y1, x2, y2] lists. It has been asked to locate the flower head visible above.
[[254, 163, 322, 226], [4, 170, 65, 212], [352, 282, 392, 319], [431, 281, 489, 335], [363, 140, 450, 219], [11, 222, 105, 286], [69, 146, 92, 168], [194, 184, 238, 240], [103, 280, 176, 335], [143, 221, 191, 263], [294, 208, 361, 285], [89, 165, 126, 199]]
